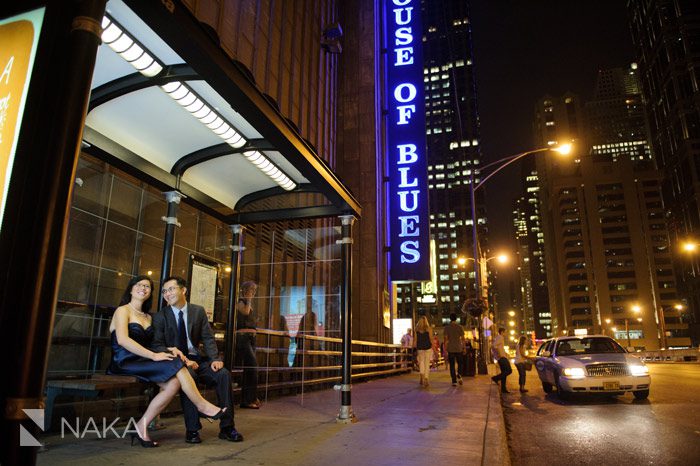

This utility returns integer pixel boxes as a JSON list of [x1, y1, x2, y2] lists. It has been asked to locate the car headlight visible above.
[[563, 367, 586, 378], [629, 365, 649, 376]]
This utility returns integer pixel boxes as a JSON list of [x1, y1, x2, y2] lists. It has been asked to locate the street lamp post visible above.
[[468, 144, 572, 374], [657, 306, 668, 350], [657, 303, 683, 349], [625, 304, 642, 349], [457, 253, 508, 373]]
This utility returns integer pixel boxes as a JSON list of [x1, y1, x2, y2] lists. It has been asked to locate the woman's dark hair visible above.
[[518, 335, 527, 347], [119, 275, 155, 312]]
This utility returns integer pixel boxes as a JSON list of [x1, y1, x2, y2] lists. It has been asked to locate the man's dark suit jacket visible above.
[[152, 303, 220, 361]]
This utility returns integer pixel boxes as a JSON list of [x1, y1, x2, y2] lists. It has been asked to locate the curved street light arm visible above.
[[474, 147, 551, 191]]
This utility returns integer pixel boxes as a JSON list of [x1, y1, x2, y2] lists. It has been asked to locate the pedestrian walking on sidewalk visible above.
[[491, 327, 512, 393], [443, 313, 465, 386], [514, 336, 530, 393], [415, 316, 433, 387]]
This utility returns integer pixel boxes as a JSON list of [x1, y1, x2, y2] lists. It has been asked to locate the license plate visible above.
[[603, 381, 620, 390]]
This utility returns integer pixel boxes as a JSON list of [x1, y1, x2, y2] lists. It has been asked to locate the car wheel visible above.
[[633, 389, 649, 400], [542, 381, 553, 393], [554, 373, 570, 400]]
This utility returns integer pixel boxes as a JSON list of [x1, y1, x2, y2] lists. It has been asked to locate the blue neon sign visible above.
[[385, 0, 430, 281]]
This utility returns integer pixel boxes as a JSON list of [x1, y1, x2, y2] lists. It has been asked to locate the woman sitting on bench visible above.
[[107, 275, 225, 447]]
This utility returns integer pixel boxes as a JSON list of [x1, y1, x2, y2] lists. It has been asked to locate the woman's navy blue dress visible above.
[[107, 323, 184, 383]]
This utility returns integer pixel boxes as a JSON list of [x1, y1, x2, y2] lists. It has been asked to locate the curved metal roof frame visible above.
[[83, 0, 360, 225]]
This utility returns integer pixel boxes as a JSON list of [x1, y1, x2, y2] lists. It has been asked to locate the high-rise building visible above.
[[532, 93, 584, 335], [395, 0, 485, 323], [627, 0, 700, 344], [586, 64, 650, 164], [534, 67, 690, 349], [513, 157, 552, 339], [510, 94, 584, 343]]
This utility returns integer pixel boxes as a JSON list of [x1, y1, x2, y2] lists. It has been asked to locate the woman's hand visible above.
[[152, 352, 175, 361], [169, 347, 186, 361]]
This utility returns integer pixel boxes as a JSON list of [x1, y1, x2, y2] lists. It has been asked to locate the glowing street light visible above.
[[682, 241, 698, 253], [457, 253, 510, 267], [553, 143, 573, 155], [604, 318, 611, 336]]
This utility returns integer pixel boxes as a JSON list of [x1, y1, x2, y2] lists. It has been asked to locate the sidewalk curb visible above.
[[482, 382, 511, 466]]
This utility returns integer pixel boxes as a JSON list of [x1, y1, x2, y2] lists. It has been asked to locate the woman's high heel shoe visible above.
[[130, 432, 158, 448], [199, 407, 227, 423]]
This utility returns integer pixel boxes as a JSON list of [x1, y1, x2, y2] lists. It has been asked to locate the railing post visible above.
[[336, 215, 356, 423], [225, 224, 244, 368]]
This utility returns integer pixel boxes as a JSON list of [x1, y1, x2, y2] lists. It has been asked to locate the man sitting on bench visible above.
[[152, 276, 243, 444]]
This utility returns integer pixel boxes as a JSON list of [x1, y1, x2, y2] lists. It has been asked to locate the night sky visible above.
[[468, 1, 635, 305]]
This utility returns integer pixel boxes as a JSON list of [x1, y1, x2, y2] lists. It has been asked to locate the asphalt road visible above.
[[502, 363, 700, 466]]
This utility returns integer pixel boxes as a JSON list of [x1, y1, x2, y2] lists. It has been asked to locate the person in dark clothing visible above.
[[443, 313, 465, 386], [152, 276, 242, 443], [112, 275, 227, 447], [235, 281, 260, 409]]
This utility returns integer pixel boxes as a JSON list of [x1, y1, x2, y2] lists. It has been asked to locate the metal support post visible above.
[[225, 225, 244, 368], [469, 174, 488, 374], [158, 191, 183, 302], [336, 215, 356, 423], [656, 306, 668, 350]]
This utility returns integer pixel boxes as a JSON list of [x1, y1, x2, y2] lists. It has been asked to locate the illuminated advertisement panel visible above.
[[385, 0, 430, 281], [0, 8, 44, 231]]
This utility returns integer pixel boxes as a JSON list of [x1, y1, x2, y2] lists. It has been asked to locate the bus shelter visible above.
[[0, 1, 360, 464]]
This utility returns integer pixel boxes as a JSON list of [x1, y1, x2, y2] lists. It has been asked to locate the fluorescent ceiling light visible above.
[[243, 151, 296, 190], [100, 14, 296, 191]]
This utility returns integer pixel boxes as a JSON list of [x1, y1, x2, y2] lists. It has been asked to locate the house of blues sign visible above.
[[385, 0, 430, 281]]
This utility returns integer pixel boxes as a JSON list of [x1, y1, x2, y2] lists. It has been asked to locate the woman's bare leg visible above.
[[175, 367, 221, 416], [135, 378, 180, 441]]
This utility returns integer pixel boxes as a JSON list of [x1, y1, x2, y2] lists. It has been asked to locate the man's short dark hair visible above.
[[449, 313, 457, 321], [164, 276, 187, 289], [498, 327, 506, 334]]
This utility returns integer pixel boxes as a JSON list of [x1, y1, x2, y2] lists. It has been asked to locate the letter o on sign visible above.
[[394, 83, 417, 103]]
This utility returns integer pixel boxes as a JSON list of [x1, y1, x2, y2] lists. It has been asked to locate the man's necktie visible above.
[[177, 310, 188, 354]]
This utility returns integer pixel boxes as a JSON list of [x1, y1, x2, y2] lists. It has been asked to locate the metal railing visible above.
[[240, 329, 413, 399]]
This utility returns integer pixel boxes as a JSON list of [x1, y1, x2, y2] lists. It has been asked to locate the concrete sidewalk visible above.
[[37, 370, 510, 466]]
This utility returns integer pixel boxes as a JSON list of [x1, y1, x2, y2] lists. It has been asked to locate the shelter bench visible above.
[[45, 369, 244, 429], [44, 374, 145, 429]]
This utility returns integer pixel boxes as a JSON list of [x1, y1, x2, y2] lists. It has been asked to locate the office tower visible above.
[[628, 0, 700, 344], [586, 64, 650, 163], [532, 93, 584, 335], [513, 157, 552, 339], [395, 0, 485, 323], [534, 67, 690, 349]]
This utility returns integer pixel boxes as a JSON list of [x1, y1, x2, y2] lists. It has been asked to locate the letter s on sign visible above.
[[400, 241, 420, 263]]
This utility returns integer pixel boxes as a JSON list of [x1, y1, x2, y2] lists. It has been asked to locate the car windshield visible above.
[[555, 337, 625, 356]]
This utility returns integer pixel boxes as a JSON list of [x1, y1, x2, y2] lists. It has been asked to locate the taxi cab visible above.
[[535, 335, 650, 400]]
